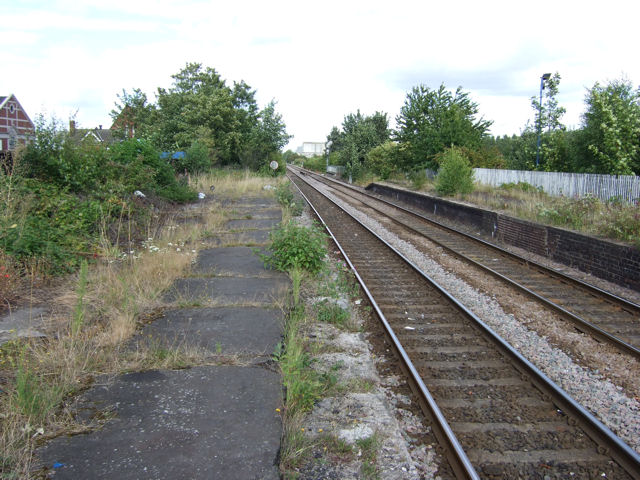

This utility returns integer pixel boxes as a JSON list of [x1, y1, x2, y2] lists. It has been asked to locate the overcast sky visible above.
[[3, 0, 639, 150]]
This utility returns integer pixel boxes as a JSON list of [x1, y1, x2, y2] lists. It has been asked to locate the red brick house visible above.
[[0, 94, 35, 152]]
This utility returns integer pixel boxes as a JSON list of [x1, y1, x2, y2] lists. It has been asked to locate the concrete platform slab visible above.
[[203, 230, 270, 246], [226, 208, 282, 220], [0, 307, 47, 345], [226, 218, 280, 230], [141, 307, 282, 355], [232, 197, 278, 207], [165, 276, 289, 305], [37, 366, 282, 479], [192, 246, 276, 276]]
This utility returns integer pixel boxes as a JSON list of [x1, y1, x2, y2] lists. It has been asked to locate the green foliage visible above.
[[408, 169, 429, 190], [240, 101, 292, 170], [14, 350, 64, 420], [21, 116, 107, 194], [459, 145, 506, 169], [130, 62, 290, 168], [0, 178, 104, 273], [108, 138, 197, 202], [282, 150, 306, 165], [328, 111, 390, 180], [110, 88, 157, 140], [581, 78, 640, 175], [275, 181, 303, 215], [315, 300, 349, 327], [435, 147, 475, 196], [302, 155, 326, 172], [173, 140, 211, 174], [275, 182, 294, 206], [1, 118, 199, 275], [531, 72, 566, 133], [262, 221, 327, 274], [365, 141, 398, 179], [600, 204, 640, 248], [72, 260, 88, 335], [395, 83, 492, 170], [499, 182, 543, 193], [279, 305, 335, 413]]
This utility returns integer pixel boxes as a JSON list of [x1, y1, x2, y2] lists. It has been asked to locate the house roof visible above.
[[69, 127, 115, 145], [0, 94, 35, 127]]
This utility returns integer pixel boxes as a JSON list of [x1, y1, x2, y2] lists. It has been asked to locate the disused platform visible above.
[[37, 195, 287, 479]]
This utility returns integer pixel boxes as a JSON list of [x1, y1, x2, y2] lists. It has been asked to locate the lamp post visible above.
[[536, 73, 552, 167], [325, 140, 332, 172]]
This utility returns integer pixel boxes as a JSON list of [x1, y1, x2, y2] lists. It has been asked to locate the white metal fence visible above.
[[473, 168, 640, 203]]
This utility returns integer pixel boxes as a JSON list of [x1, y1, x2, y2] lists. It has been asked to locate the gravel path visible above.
[[314, 179, 640, 454]]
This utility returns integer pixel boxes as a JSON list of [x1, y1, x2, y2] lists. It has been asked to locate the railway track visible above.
[[288, 168, 640, 479], [291, 166, 640, 360]]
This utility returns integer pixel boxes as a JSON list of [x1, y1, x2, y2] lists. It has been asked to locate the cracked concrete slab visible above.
[[164, 276, 289, 305], [203, 230, 271, 246], [227, 208, 282, 220], [226, 218, 280, 230], [37, 366, 282, 480], [141, 307, 283, 355], [192, 246, 277, 277], [0, 307, 47, 345]]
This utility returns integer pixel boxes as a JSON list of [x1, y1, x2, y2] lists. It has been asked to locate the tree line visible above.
[[307, 75, 640, 180], [111, 62, 291, 172]]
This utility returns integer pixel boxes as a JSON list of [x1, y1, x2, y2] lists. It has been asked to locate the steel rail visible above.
[[288, 167, 640, 478], [294, 166, 640, 359], [294, 165, 639, 312], [288, 173, 480, 479]]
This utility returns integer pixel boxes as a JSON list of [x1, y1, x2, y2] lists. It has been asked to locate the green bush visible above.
[[108, 139, 197, 202], [408, 169, 428, 190], [365, 141, 398, 180], [0, 178, 106, 273], [262, 221, 327, 274], [435, 147, 475, 196], [499, 181, 544, 193], [302, 156, 326, 173], [173, 140, 211, 174], [537, 195, 599, 230], [275, 182, 294, 206]]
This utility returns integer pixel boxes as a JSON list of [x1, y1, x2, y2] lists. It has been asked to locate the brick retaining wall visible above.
[[366, 183, 640, 292]]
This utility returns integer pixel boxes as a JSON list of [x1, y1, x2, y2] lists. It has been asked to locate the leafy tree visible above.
[[532, 73, 566, 133], [328, 110, 390, 180], [154, 63, 239, 161], [395, 84, 492, 170], [579, 78, 640, 175], [365, 141, 399, 179], [110, 88, 157, 140], [148, 63, 290, 169], [527, 72, 572, 172], [171, 140, 211, 174], [240, 100, 291, 169]]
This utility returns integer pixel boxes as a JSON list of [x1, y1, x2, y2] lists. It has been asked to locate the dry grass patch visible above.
[[194, 169, 284, 199]]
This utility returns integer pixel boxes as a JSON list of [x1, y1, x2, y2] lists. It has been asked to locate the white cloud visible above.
[[3, 0, 640, 150]]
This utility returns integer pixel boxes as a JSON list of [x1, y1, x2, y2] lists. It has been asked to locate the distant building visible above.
[[296, 141, 326, 158], [110, 105, 136, 139], [0, 94, 35, 152], [68, 120, 115, 145]]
